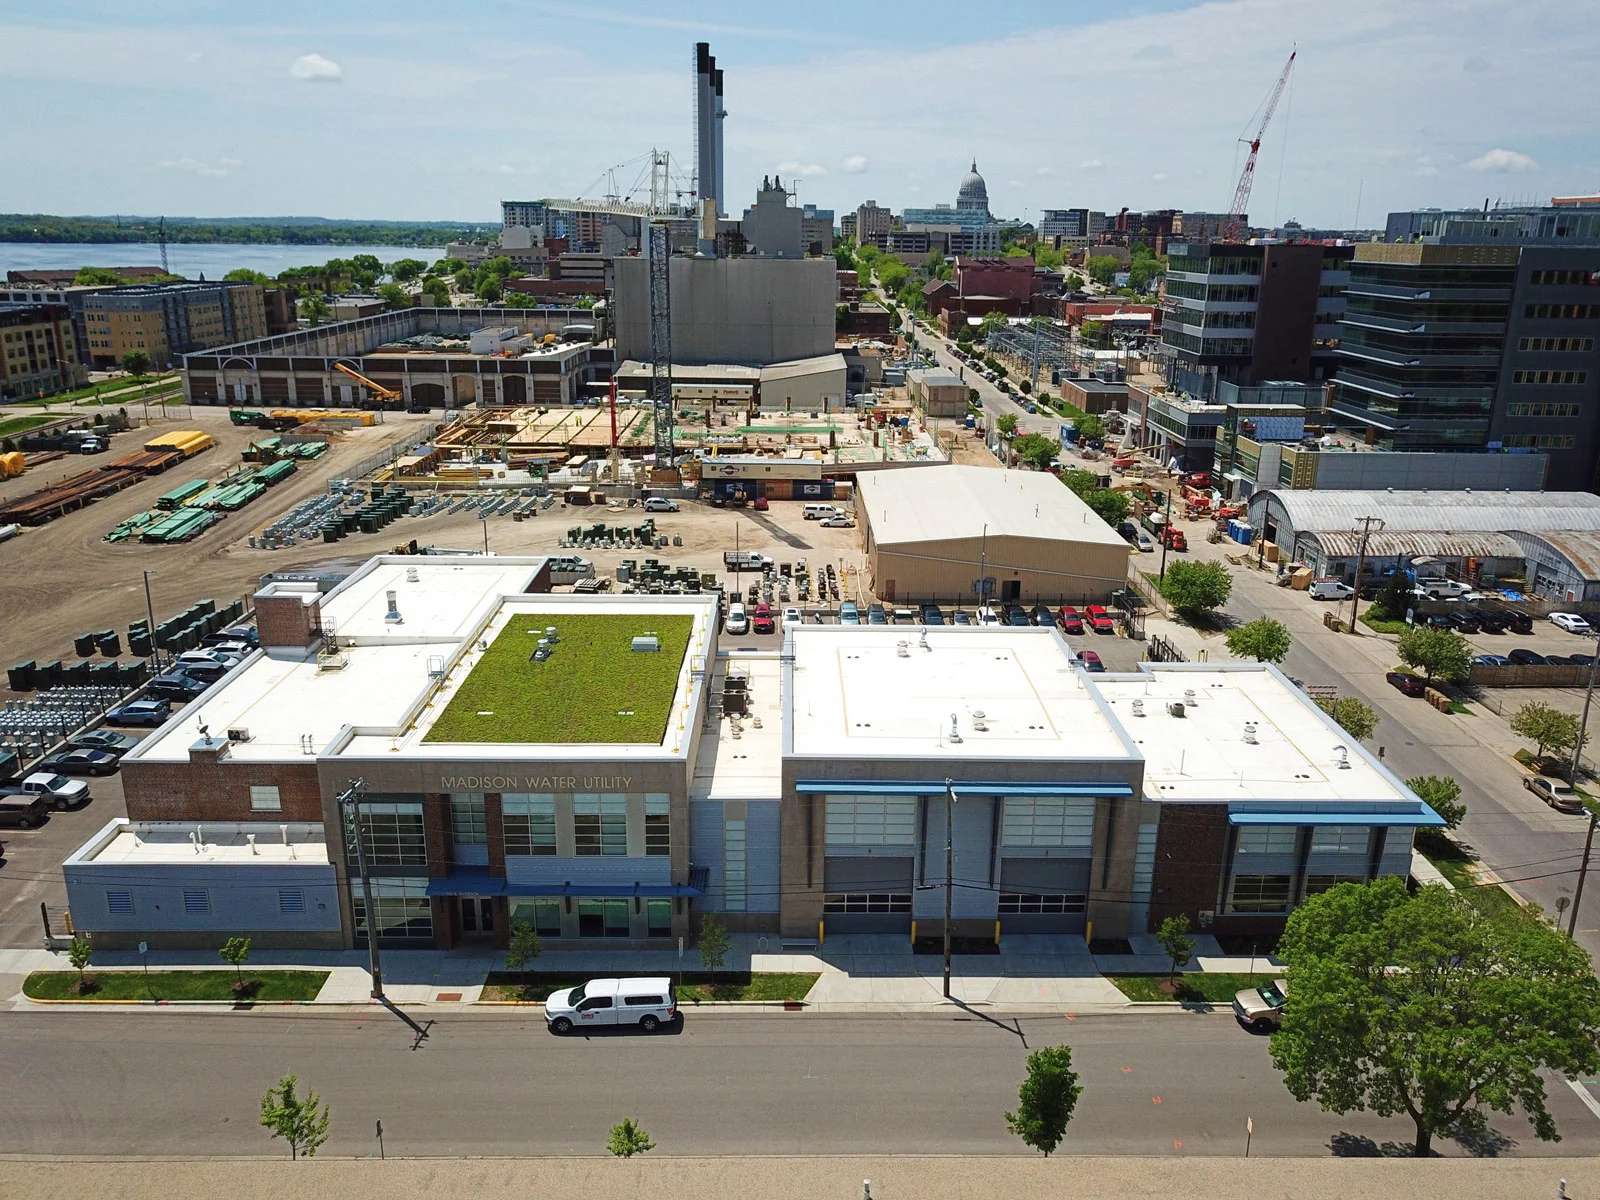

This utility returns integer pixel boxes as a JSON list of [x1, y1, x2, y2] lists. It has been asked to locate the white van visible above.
[[545, 977, 678, 1034], [803, 503, 841, 521], [1309, 579, 1354, 601]]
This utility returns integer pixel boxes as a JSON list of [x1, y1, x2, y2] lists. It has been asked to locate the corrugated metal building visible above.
[[856, 465, 1130, 605], [1506, 530, 1600, 602]]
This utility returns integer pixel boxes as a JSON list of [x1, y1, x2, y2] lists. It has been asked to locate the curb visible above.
[[23, 996, 319, 1006], [474, 999, 809, 1009]]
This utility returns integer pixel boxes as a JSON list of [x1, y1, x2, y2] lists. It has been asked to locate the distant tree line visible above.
[[0, 214, 498, 247]]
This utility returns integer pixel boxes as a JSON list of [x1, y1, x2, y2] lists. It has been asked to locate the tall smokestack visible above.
[[695, 43, 717, 216], [713, 67, 726, 217]]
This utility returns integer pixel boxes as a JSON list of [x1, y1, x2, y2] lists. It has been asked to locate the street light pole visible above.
[[142, 570, 161, 672], [943, 778, 957, 1000], [1564, 643, 1600, 938]]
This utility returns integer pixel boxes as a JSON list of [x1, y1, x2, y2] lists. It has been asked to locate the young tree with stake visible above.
[[1005, 1046, 1083, 1156], [260, 1075, 330, 1160], [1156, 914, 1196, 987]]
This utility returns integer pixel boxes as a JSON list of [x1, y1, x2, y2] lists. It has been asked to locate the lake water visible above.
[[0, 242, 445, 281]]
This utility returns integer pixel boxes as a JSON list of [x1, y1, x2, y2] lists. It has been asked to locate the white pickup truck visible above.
[[0, 771, 90, 811]]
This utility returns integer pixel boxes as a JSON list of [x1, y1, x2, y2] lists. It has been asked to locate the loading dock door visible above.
[[823, 856, 913, 933]]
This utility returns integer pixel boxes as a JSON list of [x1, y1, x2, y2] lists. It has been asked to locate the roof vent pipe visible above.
[[1184, 689, 1198, 706], [1334, 744, 1351, 769], [1243, 721, 1258, 744], [949, 713, 962, 744], [1131, 698, 1145, 717]]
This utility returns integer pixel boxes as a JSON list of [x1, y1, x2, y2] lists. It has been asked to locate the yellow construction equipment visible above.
[[333, 362, 402, 411]]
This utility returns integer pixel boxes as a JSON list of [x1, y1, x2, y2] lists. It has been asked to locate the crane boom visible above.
[[1225, 49, 1295, 241], [333, 361, 402, 410]]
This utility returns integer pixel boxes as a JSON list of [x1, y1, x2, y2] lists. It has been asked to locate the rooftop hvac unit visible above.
[[632, 636, 661, 653], [226, 727, 252, 743], [1167, 702, 1187, 718]]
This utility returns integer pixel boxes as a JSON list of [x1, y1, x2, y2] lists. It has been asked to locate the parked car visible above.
[[1502, 609, 1534, 634], [37, 748, 119, 777], [1571, 654, 1597, 667], [951, 611, 973, 626], [204, 625, 259, 649], [1005, 605, 1030, 627], [106, 699, 171, 727], [1385, 671, 1428, 698], [1473, 654, 1512, 666], [165, 659, 229, 684], [1551, 612, 1593, 634], [146, 672, 210, 700], [867, 603, 888, 625], [1134, 532, 1156, 553], [1057, 606, 1084, 635], [1474, 610, 1509, 634], [1077, 649, 1105, 673], [839, 601, 860, 626], [820, 515, 855, 528], [725, 602, 749, 635], [1309, 579, 1355, 601], [782, 606, 803, 628], [1508, 649, 1551, 666], [750, 496, 769, 511], [2, 771, 90, 810], [1085, 605, 1116, 634], [544, 976, 679, 1034], [1423, 613, 1455, 630], [1525, 776, 1584, 814], [1030, 603, 1054, 627], [752, 603, 775, 635], [1444, 612, 1481, 634], [67, 730, 139, 756], [642, 497, 679, 512], [921, 605, 946, 626], [975, 606, 1003, 626], [0, 794, 48, 829], [1233, 979, 1289, 1032]]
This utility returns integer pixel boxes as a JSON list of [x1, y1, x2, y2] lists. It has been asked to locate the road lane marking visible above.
[[1567, 1077, 1600, 1123]]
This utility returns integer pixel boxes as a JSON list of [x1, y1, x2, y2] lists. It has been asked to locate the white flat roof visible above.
[[856, 464, 1128, 548], [691, 651, 784, 800], [788, 626, 1130, 761], [1092, 665, 1412, 805], [70, 820, 330, 867], [314, 557, 545, 643]]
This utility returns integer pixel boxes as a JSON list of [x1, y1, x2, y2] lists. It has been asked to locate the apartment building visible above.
[[83, 281, 268, 369], [0, 302, 88, 400], [0, 283, 113, 363], [855, 201, 893, 248]]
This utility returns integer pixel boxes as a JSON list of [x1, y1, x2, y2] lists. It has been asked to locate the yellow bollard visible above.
[[994, 919, 1001, 945], [818, 919, 825, 947], [1085, 919, 1094, 947], [910, 920, 917, 946]]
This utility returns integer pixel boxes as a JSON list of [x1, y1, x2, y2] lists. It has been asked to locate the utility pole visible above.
[[1158, 487, 1175, 581], [943, 778, 957, 1000], [1565, 640, 1600, 938], [143, 570, 161, 672], [340, 778, 384, 999], [1347, 516, 1384, 635]]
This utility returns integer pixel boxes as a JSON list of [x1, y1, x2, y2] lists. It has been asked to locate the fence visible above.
[[1146, 635, 1187, 663]]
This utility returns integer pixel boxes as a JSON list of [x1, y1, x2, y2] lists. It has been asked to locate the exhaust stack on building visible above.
[[695, 42, 726, 218]]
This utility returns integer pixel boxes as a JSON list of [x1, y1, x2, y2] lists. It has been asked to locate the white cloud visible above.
[[1006, 179, 1025, 188], [1036, 166, 1057, 176], [777, 160, 827, 177], [290, 52, 343, 83], [1078, 158, 1103, 170], [1414, 156, 1439, 178], [1467, 147, 1539, 173], [219, 157, 244, 167], [1152, 172, 1168, 181], [841, 154, 869, 173]]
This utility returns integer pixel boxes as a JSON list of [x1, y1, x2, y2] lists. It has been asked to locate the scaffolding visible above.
[[648, 221, 675, 464]]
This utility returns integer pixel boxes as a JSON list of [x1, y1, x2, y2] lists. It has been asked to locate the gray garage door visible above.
[[999, 857, 1091, 934], [824, 856, 913, 934]]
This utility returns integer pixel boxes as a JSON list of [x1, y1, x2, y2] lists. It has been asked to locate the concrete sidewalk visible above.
[[0, 933, 1292, 1013]]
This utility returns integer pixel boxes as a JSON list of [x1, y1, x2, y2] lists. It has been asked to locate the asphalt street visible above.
[[5, 1008, 1599, 1159]]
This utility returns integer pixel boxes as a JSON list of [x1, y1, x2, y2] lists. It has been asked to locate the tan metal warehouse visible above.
[[855, 465, 1132, 605]]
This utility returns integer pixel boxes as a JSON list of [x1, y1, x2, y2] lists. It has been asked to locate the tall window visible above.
[[574, 794, 627, 856], [502, 794, 556, 856], [1002, 797, 1095, 848], [1310, 826, 1370, 855], [509, 898, 562, 937], [645, 793, 671, 856], [1235, 826, 1298, 855], [825, 796, 916, 846], [577, 898, 631, 937], [353, 879, 433, 939], [346, 801, 426, 868], [724, 818, 747, 912], [450, 794, 487, 846], [1228, 874, 1292, 913]]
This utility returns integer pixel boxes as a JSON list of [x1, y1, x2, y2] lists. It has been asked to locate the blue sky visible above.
[[2, 0, 1596, 227]]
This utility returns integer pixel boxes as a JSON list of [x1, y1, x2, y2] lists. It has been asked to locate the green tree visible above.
[[1064, 272, 1085, 292], [1128, 254, 1165, 293], [1059, 468, 1097, 497], [1313, 695, 1379, 741], [697, 913, 732, 973], [896, 281, 924, 313], [223, 268, 272, 285], [1270, 876, 1600, 1157], [67, 933, 92, 991], [1079, 320, 1108, 348], [1396, 625, 1473, 684], [1031, 243, 1066, 270], [422, 278, 453, 308], [1012, 432, 1058, 470], [833, 244, 856, 270], [1156, 914, 1196, 985], [300, 295, 331, 327], [608, 1117, 655, 1158], [1004, 1045, 1083, 1157], [1085, 255, 1119, 286], [1076, 413, 1105, 441], [499, 289, 538, 309], [1509, 700, 1582, 761], [482, 255, 517, 279], [389, 257, 427, 283], [995, 413, 1019, 437], [119, 350, 151, 378], [1406, 775, 1466, 831], [474, 275, 503, 303], [876, 259, 909, 292], [1083, 488, 1129, 528], [505, 920, 542, 992], [376, 282, 411, 311], [1225, 617, 1292, 663], [1370, 570, 1412, 620], [1159, 560, 1232, 618], [1018, 379, 1033, 395], [259, 1075, 330, 1160], [219, 936, 252, 989], [979, 310, 1009, 338]]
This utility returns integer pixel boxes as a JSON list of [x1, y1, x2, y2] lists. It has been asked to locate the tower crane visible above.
[[1225, 49, 1295, 242]]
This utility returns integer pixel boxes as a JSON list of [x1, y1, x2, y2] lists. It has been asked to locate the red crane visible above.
[[1225, 49, 1296, 242]]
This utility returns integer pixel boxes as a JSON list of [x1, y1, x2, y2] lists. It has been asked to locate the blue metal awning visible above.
[[1229, 806, 1445, 829], [424, 870, 505, 898], [502, 881, 704, 898], [794, 780, 1133, 797]]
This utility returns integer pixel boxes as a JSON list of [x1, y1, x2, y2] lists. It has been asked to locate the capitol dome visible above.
[[956, 159, 989, 212]]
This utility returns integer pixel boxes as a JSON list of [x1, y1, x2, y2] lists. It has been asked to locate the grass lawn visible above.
[[426, 611, 694, 744], [0, 414, 60, 438], [480, 971, 818, 1003], [1416, 837, 1523, 921], [1359, 612, 1410, 634], [24, 969, 329, 1002], [1108, 971, 1279, 1004]]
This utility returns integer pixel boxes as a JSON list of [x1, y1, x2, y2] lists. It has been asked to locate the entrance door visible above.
[[1001, 580, 1022, 602], [457, 896, 495, 937]]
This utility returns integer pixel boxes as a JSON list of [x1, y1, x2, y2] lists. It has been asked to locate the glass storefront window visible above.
[[502, 794, 556, 856], [352, 879, 433, 939], [345, 801, 426, 868], [508, 898, 562, 938], [577, 898, 632, 937]]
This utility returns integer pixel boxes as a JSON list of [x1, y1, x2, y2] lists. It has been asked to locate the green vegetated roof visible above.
[[425, 612, 694, 745]]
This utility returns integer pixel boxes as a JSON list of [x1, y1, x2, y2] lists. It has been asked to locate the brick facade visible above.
[[122, 752, 323, 823], [1147, 803, 1229, 931], [254, 592, 320, 649], [485, 792, 506, 877], [424, 793, 451, 878]]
